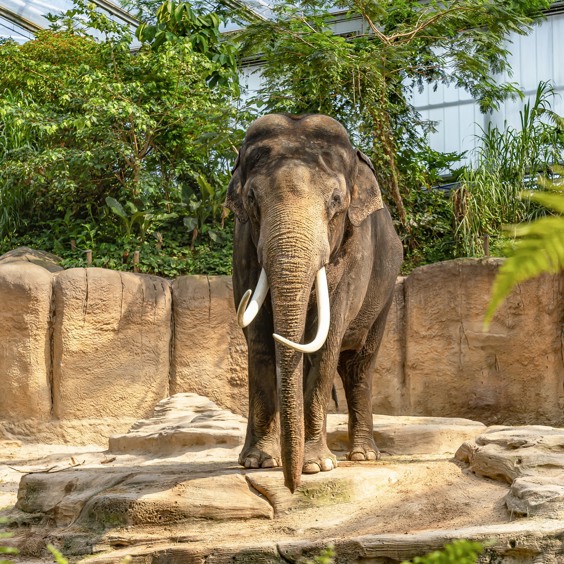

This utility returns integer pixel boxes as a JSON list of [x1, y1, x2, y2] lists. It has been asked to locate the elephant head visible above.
[[226, 114, 383, 491]]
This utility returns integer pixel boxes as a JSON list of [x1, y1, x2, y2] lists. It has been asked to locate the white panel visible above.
[[554, 89, 564, 117], [443, 105, 460, 154], [518, 31, 538, 90], [443, 81, 461, 104], [426, 107, 446, 154], [553, 14, 564, 85], [535, 17, 553, 87], [239, 64, 263, 101], [410, 85, 430, 108]]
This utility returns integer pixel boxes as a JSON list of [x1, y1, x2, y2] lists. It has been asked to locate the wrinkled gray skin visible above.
[[226, 114, 403, 492]]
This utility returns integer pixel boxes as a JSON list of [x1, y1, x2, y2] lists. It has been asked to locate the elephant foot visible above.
[[302, 440, 337, 474], [348, 437, 380, 461], [239, 442, 281, 469]]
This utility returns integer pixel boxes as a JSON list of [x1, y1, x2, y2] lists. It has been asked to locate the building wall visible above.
[[412, 12, 564, 163], [240, 11, 564, 165]]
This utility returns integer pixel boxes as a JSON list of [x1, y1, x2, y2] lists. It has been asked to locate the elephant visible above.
[[226, 113, 403, 492]]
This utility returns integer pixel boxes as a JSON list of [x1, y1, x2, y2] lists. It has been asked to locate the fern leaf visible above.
[[529, 192, 564, 214], [485, 215, 564, 326]]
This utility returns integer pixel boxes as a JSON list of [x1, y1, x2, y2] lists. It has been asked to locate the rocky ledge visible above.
[[2, 394, 564, 563]]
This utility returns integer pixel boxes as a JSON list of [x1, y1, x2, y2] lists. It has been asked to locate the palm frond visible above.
[[485, 184, 564, 327]]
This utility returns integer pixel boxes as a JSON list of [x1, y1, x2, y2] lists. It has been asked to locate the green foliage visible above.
[[301, 545, 335, 564], [0, 0, 245, 275], [485, 169, 564, 325], [136, 0, 239, 89], [454, 82, 564, 257], [47, 545, 68, 564], [402, 539, 484, 563], [400, 187, 456, 272], [238, 0, 550, 266], [0, 518, 18, 564]]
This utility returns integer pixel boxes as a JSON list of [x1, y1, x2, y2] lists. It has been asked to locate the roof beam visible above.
[[0, 5, 43, 33], [220, 0, 268, 23], [87, 0, 139, 28]]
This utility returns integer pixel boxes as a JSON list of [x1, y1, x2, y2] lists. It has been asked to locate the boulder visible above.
[[0, 262, 53, 420], [403, 259, 564, 425], [456, 425, 564, 517], [108, 393, 247, 454], [52, 268, 172, 419], [107, 393, 486, 458], [327, 414, 486, 455], [171, 275, 248, 417], [0, 247, 63, 272]]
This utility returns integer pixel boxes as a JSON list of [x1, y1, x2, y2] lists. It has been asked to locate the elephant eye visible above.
[[331, 193, 342, 209], [247, 189, 256, 205]]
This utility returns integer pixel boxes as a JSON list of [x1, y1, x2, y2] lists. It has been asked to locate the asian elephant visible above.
[[226, 114, 403, 492]]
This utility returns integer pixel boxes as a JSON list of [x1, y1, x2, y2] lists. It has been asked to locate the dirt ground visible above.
[[0, 440, 513, 562]]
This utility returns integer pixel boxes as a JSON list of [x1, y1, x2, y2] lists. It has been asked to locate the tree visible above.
[[238, 0, 551, 232], [0, 0, 245, 258]]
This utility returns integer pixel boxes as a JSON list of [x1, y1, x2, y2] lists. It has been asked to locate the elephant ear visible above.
[[348, 150, 384, 226], [225, 152, 248, 223]]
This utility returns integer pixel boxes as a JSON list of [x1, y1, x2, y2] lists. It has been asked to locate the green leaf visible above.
[[485, 212, 564, 327], [183, 216, 198, 231], [105, 197, 127, 219]]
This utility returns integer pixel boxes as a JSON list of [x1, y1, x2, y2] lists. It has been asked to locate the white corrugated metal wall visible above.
[[412, 12, 564, 163], [240, 11, 564, 165]]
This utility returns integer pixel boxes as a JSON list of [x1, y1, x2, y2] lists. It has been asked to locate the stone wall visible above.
[[0, 258, 562, 443]]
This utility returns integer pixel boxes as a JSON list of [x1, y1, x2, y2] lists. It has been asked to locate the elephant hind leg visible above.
[[338, 299, 392, 461], [338, 349, 379, 461]]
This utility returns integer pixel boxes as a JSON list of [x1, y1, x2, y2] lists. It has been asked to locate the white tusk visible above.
[[273, 267, 330, 353], [237, 268, 269, 328]]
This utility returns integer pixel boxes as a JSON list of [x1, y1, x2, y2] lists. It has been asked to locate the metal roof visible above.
[[2, 1, 562, 43], [0, 0, 276, 42]]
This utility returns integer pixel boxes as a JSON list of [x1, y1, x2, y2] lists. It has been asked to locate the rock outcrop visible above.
[[0, 262, 53, 421], [52, 268, 172, 419], [456, 425, 564, 518], [0, 259, 562, 437], [4, 395, 564, 563]]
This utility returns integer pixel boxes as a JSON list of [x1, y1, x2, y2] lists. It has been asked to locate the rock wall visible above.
[[0, 258, 562, 442]]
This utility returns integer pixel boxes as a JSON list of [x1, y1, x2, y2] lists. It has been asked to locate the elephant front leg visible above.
[[239, 320, 281, 469], [302, 352, 339, 474]]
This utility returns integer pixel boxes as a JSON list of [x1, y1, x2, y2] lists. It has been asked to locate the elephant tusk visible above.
[[237, 268, 269, 328], [273, 267, 330, 353]]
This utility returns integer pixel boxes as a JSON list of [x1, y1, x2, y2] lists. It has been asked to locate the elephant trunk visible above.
[[263, 215, 325, 492]]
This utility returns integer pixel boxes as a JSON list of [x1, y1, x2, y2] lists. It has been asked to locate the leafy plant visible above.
[[485, 168, 564, 326], [402, 539, 484, 563], [240, 0, 550, 232], [454, 81, 564, 256], [0, 518, 18, 564], [0, 0, 245, 274], [136, 0, 239, 88], [182, 172, 228, 247], [301, 545, 335, 564]]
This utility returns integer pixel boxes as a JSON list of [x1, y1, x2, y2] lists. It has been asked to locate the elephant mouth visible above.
[[236, 267, 330, 353]]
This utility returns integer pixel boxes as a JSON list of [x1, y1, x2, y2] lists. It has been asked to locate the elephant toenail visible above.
[[321, 458, 334, 471], [303, 462, 321, 474], [245, 458, 259, 469], [262, 458, 276, 468], [349, 452, 364, 461]]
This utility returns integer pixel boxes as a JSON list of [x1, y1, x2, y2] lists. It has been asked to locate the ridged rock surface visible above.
[[456, 425, 564, 517], [52, 268, 172, 419]]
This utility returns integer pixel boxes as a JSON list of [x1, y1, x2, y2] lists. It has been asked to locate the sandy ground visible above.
[[0, 440, 513, 562]]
